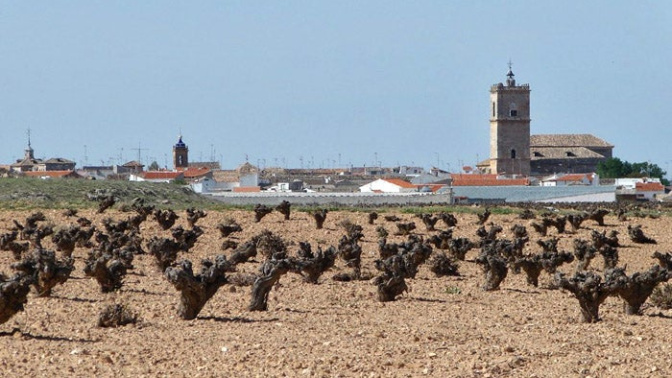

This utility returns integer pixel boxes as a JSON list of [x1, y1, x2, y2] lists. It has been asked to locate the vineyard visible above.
[[0, 198, 671, 377]]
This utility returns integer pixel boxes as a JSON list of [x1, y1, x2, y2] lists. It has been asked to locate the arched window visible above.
[[511, 149, 516, 159], [492, 102, 496, 117], [509, 102, 518, 117]]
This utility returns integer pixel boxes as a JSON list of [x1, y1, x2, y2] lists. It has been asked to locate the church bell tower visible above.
[[173, 135, 189, 170], [489, 63, 531, 176]]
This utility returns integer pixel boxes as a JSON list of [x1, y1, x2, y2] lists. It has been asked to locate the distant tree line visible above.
[[597, 157, 669, 186]]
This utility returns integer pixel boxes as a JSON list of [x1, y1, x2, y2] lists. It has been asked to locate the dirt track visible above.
[[0, 208, 670, 377]]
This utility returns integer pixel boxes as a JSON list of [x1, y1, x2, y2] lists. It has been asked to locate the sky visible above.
[[1, 2, 671, 176]]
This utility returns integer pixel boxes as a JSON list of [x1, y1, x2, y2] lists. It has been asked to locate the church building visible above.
[[482, 65, 613, 177]]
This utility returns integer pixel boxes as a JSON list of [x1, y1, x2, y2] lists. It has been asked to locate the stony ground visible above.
[[0, 207, 671, 377]]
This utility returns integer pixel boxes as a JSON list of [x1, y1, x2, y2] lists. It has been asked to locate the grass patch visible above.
[[0, 178, 225, 211]]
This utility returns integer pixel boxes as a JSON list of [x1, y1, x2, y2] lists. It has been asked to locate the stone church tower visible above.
[[173, 135, 189, 169], [489, 65, 531, 176]]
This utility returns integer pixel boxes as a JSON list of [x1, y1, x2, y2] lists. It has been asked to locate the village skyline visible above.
[[1, 3, 670, 175]]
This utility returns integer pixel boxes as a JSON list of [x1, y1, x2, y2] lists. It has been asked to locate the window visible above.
[[492, 102, 496, 117], [509, 102, 517, 117], [511, 149, 516, 159]]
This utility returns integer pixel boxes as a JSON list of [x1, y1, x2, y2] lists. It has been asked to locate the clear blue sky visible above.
[[1, 2, 670, 175]]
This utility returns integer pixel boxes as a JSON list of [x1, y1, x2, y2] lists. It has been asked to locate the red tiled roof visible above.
[[383, 178, 416, 188], [636, 182, 665, 192], [451, 174, 529, 187], [142, 171, 183, 180], [23, 170, 80, 178], [181, 167, 211, 178]]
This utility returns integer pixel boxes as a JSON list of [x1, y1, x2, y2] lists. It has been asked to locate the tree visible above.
[[597, 158, 668, 186], [149, 161, 160, 171]]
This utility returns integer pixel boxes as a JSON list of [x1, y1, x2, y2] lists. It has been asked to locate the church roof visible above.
[[531, 147, 606, 160], [43, 157, 75, 164], [530, 134, 613, 148], [11, 157, 42, 167]]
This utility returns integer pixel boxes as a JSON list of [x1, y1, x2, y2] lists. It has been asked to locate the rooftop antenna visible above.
[[129, 142, 148, 163], [83, 145, 88, 166]]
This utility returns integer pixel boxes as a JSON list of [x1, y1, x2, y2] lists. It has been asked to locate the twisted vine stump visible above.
[[447, 238, 474, 260], [476, 224, 502, 242], [550, 216, 567, 234], [97, 195, 116, 214], [573, 239, 597, 272], [77, 217, 92, 227], [536, 237, 559, 253], [438, 212, 458, 227], [333, 235, 363, 281], [652, 251, 672, 270], [186, 208, 207, 228], [615, 208, 628, 222], [253, 204, 273, 223], [608, 266, 671, 315], [98, 303, 138, 328], [165, 255, 234, 320], [378, 238, 399, 259], [567, 213, 587, 232], [518, 209, 536, 220], [530, 218, 552, 236], [275, 201, 291, 220], [599, 245, 619, 269], [418, 214, 439, 232], [373, 255, 409, 302], [171, 226, 203, 251], [554, 271, 622, 323], [384, 215, 401, 222], [311, 209, 329, 229], [591, 230, 620, 250], [248, 258, 293, 311], [511, 256, 543, 287], [628, 225, 656, 244], [0, 231, 29, 260], [0, 274, 33, 325], [51, 226, 83, 257], [83, 251, 127, 293], [220, 240, 238, 251], [429, 252, 460, 277], [11, 249, 74, 297], [217, 218, 243, 237], [254, 230, 287, 260], [428, 230, 453, 250], [476, 208, 491, 225], [399, 236, 433, 279], [587, 209, 610, 226], [512, 251, 574, 287], [147, 237, 183, 271], [368, 212, 378, 225], [475, 245, 508, 291], [131, 197, 155, 217], [228, 241, 257, 265], [394, 222, 416, 236], [153, 209, 179, 230], [290, 242, 337, 283]]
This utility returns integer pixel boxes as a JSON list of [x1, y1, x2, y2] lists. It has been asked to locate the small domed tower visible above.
[[173, 135, 189, 170], [489, 63, 531, 176]]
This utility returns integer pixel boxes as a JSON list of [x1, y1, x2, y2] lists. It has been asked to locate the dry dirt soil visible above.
[[0, 207, 671, 377]]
